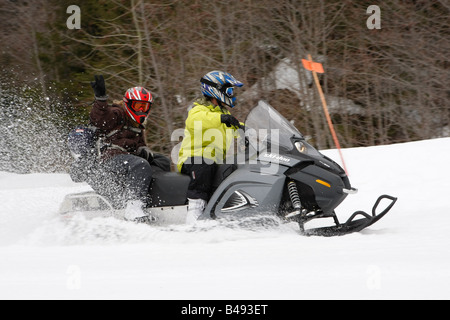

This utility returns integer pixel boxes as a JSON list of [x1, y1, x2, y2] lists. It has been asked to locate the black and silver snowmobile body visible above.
[[59, 100, 397, 236]]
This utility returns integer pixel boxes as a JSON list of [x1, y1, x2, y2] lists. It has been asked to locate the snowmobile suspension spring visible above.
[[287, 180, 302, 210]]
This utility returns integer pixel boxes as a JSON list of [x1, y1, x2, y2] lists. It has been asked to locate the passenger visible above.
[[69, 75, 170, 223]]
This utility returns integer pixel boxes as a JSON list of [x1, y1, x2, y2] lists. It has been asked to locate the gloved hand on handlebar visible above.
[[137, 146, 154, 163], [221, 114, 241, 128]]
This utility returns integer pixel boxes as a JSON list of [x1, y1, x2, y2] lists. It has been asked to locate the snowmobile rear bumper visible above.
[[301, 194, 397, 237]]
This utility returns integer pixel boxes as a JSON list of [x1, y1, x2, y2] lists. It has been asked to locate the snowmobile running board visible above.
[[301, 195, 398, 237]]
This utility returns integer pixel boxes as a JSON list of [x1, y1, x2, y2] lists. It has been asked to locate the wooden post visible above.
[[303, 54, 349, 175]]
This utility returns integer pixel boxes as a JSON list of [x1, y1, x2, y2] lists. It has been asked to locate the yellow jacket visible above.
[[177, 99, 241, 171]]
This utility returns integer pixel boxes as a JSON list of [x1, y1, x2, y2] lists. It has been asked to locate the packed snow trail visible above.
[[0, 138, 450, 299]]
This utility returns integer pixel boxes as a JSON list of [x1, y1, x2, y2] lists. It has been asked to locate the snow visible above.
[[1, 137, 450, 300]]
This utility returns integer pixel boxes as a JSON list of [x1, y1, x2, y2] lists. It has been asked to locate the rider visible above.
[[177, 70, 244, 223], [70, 75, 170, 223]]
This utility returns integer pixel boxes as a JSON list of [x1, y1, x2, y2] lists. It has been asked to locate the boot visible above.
[[186, 198, 207, 224]]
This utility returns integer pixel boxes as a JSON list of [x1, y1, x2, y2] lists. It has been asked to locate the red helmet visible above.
[[123, 87, 154, 124]]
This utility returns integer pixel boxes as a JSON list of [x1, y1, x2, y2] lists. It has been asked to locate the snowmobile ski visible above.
[[300, 195, 397, 236]]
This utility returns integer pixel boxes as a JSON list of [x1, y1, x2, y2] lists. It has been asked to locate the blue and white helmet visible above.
[[200, 71, 243, 108]]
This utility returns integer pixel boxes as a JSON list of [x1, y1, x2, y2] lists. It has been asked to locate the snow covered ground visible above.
[[1, 137, 450, 300]]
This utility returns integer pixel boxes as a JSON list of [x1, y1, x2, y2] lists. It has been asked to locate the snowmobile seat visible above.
[[148, 171, 190, 206]]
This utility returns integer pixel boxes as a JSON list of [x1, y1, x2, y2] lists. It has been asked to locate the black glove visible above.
[[221, 114, 241, 128], [137, 146, 154, 163], [90, 75, 107, 101]]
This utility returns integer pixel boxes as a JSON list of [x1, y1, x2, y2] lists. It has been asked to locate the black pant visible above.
[[181, 157, 218, 201], [90, 154, 153, 208]]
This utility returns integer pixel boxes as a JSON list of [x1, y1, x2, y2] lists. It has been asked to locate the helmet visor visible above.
[[131, 101, 151, 113], [224, 86, 235, 98]]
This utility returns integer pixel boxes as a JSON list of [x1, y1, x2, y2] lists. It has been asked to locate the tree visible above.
[[1, 0, 448, 172]]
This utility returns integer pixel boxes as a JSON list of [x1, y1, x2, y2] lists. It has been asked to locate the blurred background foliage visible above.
[[0, 0, 448, 172]]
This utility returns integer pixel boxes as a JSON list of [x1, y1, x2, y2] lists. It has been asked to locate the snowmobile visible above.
[[59, 100, 397, 236]]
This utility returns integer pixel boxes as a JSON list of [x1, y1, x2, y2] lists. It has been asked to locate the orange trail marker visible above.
[[301, 59, 324, 73], [303, 54, 349, 175]]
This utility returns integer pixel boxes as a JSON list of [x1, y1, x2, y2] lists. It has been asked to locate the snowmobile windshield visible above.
[[245, 100, 303, 152]]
